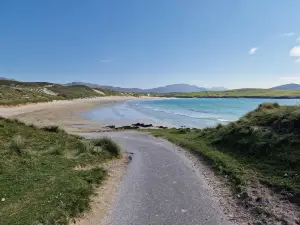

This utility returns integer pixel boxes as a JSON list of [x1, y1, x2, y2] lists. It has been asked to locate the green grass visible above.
[[151, 128, 249, 191], [151, 103, 300, 203], [0, 80, 125, 105], [0, 86, 61, 105], [94, 87, 122, 96], [0, 118, 121, 225], [168, 88, 300, 98], [47, 85, 102, 99]]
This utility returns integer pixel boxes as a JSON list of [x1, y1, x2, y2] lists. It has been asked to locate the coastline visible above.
[[174, 95, 300, 99], [0, 96, 158, 133]]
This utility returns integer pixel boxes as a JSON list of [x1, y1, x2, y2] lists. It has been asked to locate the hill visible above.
[[271, 83, 300, 90], [0, 118, 120, 224], [174, 88, 300, 98], [65, 82, 144, 92], [0, 79, 125, 105], [147, 84, 206, 93], [66, 82, 208, 93]]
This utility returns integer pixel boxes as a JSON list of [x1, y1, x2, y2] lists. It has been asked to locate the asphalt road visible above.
[[83, 131, 231, 225]]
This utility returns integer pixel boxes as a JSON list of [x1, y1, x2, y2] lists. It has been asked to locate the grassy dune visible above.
[[0, 118, 120, 224], [151, 103, 300, 201], [173, 88, 300, 98], [0, 86, 61, 105], [47, 85, 102, 99], [0, 80, 126, 105]]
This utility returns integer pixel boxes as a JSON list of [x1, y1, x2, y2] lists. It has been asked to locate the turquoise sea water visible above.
[[82, 98, 300, 128]]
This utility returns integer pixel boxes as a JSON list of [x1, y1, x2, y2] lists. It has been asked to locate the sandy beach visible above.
[[0, 96, 154, 133]]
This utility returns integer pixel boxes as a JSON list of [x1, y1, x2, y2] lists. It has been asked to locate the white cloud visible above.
[[290, 46, 300, 57], [249, 47, 258, 55], [281, 32, 295, 37], [100, 59, 112, 63]]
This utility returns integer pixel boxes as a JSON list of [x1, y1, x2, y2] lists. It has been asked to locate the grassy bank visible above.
[[0, 118, 121, 225], [0, 80, 126, 105], [171, 88, 300, 98], [0, 86, 61, 105], [47, 85, 102, 99], [151, 103, 300, 201]]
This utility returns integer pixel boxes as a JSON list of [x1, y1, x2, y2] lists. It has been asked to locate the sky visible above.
[[0, 0, 300, 89]]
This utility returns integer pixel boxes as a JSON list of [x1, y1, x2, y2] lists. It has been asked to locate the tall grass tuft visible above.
[[93, 137, 121, 156], [10, 135, 25, 155], [78, 140, 94, 154], [47, 144, 64, 155]]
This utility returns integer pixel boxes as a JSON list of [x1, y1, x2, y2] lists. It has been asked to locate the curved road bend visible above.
[[82, 131, 231, 225]]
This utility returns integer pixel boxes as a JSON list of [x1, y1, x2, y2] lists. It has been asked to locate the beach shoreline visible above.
[[0, 96, 159, 133]]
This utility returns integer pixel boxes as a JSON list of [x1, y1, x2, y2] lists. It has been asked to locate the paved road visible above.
[[83, 131, 231, 225]]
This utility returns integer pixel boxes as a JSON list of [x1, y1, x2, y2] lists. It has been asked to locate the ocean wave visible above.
[[188, 108, 237, 115], [129, 103, 233, 122], [217, 118, 233, 122]]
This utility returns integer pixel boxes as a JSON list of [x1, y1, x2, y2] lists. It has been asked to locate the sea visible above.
[[82, 98, 300, 128]]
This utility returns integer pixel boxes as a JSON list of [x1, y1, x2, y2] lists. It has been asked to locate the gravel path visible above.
[[82, 131, 232, 225]]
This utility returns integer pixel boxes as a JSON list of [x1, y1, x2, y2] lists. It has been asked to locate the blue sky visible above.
[[0, 0, 300, 89]]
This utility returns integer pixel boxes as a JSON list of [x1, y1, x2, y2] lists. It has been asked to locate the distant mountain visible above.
[[99, 85, 144, 93], [65, 82, 144, 92], [271, 83, 300, 90], [146, 84, 206, 93], [0, 77, 11, 80], [66, 82, 208, 93]]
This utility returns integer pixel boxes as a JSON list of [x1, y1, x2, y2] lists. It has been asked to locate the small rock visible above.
[[284, 173, 288, 177], [1, 198, 5, 202]]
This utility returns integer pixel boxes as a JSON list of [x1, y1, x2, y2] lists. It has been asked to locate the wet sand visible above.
[[0, 96, 157, 133]]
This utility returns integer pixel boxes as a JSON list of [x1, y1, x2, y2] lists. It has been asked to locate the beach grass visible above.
[[47, 85, 102, 99], [0, 117, 121, 225], [0, 81, 126, 105]]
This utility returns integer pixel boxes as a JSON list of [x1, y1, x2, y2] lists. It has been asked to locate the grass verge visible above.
[[150, 103, 300, 203], [0, 118, 121, 225]]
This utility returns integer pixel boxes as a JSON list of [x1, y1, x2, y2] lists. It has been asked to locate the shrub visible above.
[[256, 102, 280, 111], [216, 123, 223, 129]]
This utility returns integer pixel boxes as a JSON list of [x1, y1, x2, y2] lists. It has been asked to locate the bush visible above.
[[216, 123, 223, 129], [256, 102, 280, 111]]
